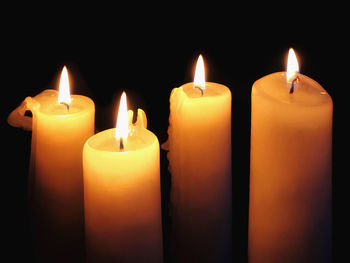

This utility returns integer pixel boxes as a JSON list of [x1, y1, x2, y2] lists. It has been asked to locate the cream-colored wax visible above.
[[83, 109, 163, 263], [249, 72, 332, 263], [165, 82, 232, 262], [9, 89, 95, 262]]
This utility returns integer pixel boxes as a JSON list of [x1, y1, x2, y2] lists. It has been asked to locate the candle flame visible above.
[[286, 48, 299, 83], [58, 66, 71, 105], [194, 54, 205, 89], [115, 92, 129, 140]]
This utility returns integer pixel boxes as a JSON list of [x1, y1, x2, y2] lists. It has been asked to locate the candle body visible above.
[[165, 82, 232, 262], [249, 72, 332, 263], [83, 111, 163, 263], [29, 90, 95, 262]]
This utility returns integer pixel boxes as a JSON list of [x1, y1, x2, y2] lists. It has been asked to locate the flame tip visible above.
[[194, 54, 206, 89], [286, 48, 299, 82], [58, 66, 71, 105], [115, 92, 129, 140]]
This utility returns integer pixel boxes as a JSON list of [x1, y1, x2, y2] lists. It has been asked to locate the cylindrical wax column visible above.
[[249, 72, 332, 263], [26, 89, 95, 262], [33, 89, 94, 262], [83, 109, 163, 263], [165, 82, 232, 262]]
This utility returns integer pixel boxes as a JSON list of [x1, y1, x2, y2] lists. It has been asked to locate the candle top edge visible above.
[[179, 82, 231, 99], [252, 72, 332, 107], [84, 128, 158, 153], [33, 89, 95, 116]]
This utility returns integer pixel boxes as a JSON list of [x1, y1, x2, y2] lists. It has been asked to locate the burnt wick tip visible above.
[[289, 77, 299, 94], [60, 102, 70, 110], [194, 85, 204, 96], [120, 138, 124, 151]]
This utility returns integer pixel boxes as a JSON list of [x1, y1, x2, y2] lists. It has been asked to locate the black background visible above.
[[2, 4, 345, 262]]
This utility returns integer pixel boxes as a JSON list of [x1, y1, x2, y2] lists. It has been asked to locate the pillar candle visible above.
[[83, 92, 163, 263], [8, 67, 95, 262], [163, 55, 232, 262], [248, 49, 332, 263]]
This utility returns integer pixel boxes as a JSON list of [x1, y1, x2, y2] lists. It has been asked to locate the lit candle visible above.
[[83, 92, 163, 263], [8, 66, 95, 262], [163, 55, 232, 262], [248, 49, 332, 263]]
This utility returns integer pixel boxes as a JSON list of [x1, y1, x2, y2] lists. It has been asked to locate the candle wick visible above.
[[60, 102, 70, 111], [194, 85, 204, 96], [120, 137, 124, 151], [289, 77, 299, 94]]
